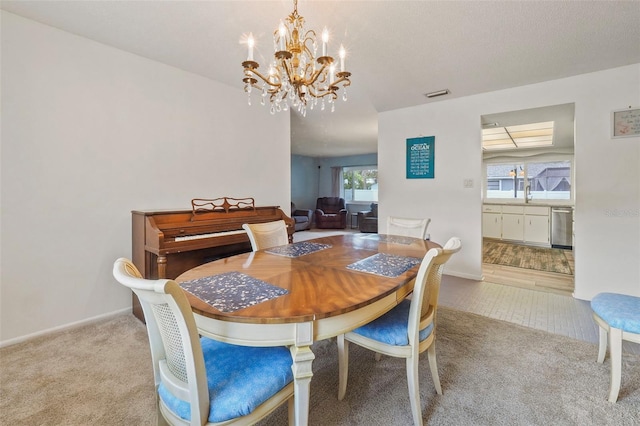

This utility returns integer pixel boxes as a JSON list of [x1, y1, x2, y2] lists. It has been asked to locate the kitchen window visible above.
[[485, 160, 571, 201]]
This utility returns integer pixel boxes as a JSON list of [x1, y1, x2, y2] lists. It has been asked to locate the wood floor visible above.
[[482, 240, 575, 296]]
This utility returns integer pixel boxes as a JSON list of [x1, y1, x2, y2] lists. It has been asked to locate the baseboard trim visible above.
[[0, 308, 131, 349], [446, 270, 483, 281]]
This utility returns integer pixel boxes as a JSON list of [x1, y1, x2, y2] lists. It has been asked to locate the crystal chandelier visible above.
[[242, 0, 351, 116]]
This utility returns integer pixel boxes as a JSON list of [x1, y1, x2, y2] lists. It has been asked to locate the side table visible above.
[[350, 212, 358, 229]]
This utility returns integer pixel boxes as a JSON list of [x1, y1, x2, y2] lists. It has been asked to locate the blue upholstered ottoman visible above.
[[590, 292, 640, 402]]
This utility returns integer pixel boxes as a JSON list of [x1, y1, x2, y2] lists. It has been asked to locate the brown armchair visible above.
[[315, 197, 348, 229], [358, 203, 378, 233]]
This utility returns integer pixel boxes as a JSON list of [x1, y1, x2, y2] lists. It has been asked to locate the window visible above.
[[526, 161, 571, 201], [486, 163, 525, 199], [343, 166, 378, 202], [485, 160, 571, 201]]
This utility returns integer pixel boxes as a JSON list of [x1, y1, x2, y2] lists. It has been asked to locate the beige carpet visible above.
[[0, 315, 154, 425], [483, 240, 573, 275], [1, 309, 638, 425]]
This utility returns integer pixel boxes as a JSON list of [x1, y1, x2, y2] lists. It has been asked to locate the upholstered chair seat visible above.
[[591, 292, 640, 402], [351, 300, 433, 345], [337, 237, 462, 426], [112, 258, 294, 425], [158, 338, 293, 423]]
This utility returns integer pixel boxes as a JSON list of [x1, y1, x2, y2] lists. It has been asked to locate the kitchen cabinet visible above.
[[501, 206, 524, 241], [524, 206, 550, 244], [482, 212, 501, 239], [502, 214, 524, 241], [482, 204, 551, 246]]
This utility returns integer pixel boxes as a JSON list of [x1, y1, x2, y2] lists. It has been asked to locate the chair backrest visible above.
[[242, 220, 289, 251], [112, 258, 209, 425], [316, 197, 346, 214], [407, 237, 462, 345], [368, 203, 378, 218], [387, 216, 431, 239]]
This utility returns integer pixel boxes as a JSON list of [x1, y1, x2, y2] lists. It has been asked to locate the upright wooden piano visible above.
[[131, 197, 294, 321]]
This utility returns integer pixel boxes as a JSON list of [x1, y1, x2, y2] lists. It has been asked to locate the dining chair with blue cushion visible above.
[[387, 216, 431, 240], [591, 292, 640, 402], [337, 237, 461, 426], [242, 220, 289, 252], [113, 258, 294, 425]]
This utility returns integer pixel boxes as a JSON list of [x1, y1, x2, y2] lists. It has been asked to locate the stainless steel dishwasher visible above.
[[551, 207, 573, 249]]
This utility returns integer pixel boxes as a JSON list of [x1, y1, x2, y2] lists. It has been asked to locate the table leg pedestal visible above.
[[290, 345, 315, 426]]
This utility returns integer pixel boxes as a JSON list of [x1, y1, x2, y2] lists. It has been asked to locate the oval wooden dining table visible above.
[[176, 233, 440, 426]]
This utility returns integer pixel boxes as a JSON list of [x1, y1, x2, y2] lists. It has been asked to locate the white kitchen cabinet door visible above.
[[525, 214, 550, 245], [502, 214, 524, 241], [482, 212, 502, 239]]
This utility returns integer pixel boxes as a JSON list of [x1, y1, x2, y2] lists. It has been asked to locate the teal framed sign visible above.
[[406, 136, 434, 179]]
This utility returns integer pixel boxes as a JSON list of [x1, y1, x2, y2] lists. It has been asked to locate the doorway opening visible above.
[[480, 103, 575, 295]]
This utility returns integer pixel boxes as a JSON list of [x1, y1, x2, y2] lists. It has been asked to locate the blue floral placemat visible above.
[[180, 271, 288, 313], [265, 241, 332, 257], [347, 253, 422, 278]]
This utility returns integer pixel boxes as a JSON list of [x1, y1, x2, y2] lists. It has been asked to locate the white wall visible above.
[[0, 12, 290, 344], [379, 64, 640, 299]]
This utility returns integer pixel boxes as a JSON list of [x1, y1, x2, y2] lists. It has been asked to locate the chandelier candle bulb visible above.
[[339, 44, 345, 72], [322, 27, 329, 56], [247, 34, 254, 61], [279, 22, 286, 51]]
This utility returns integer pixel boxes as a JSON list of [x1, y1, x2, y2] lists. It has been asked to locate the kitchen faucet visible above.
[[525, 184, 532, 203]]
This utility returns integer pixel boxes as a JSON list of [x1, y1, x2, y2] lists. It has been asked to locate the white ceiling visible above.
[[2, 1, 639, 157]]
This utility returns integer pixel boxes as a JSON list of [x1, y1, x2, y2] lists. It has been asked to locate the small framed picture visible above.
[[406, 136, 435, 179], [612, 108, 640, 138]]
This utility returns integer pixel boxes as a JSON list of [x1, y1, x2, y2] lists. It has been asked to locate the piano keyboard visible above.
[[174, 229, 247, 242]]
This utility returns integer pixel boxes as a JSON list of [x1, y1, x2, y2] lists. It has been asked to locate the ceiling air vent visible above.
[[425, 89, 450, 98]]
